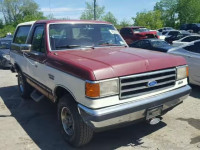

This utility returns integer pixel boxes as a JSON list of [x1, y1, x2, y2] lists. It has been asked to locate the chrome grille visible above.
[[120, 68, 176, 99]]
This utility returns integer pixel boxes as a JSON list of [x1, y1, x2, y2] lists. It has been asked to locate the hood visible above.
[[47, 47, 186, 81], [157, 45, 174, 52]]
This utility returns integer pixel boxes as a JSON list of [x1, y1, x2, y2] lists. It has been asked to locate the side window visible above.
[[182, 37, 193, 42], [142, 41, 151, 48], [184, 42, 200, 53], [31, 26, 45, 53], [134, 41, 141, 47], [168, 31, 179, 36], [194, 36, 200, 41], [13, 26, 31, 44]]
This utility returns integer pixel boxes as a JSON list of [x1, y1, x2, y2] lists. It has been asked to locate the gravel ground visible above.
[[0, 69, 199, 150]]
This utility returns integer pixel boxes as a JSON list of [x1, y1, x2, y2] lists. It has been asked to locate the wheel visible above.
[[17, 70, 32, 98], [58, 94, 93, 147]]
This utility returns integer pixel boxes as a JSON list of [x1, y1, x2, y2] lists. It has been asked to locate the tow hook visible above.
[[148, 117, 161, 125]]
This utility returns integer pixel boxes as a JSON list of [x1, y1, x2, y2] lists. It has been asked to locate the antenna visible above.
[[94, 0, 96, 20]]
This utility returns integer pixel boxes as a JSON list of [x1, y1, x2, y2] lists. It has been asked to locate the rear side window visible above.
[[13, 26, 31, 44]]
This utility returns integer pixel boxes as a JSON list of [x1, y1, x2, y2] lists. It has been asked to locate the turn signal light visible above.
[[85, 82, 100, 98], [186, 66, 189, 77]]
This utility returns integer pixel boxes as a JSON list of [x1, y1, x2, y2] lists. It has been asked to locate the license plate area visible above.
[[146, 105, 163, 120]]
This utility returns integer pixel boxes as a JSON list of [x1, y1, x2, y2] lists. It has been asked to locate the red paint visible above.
[[120, 27, 158, 45], [46, 47, 186, 81]]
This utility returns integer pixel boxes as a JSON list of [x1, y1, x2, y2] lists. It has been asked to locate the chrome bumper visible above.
[[78, 85, 191, 130]]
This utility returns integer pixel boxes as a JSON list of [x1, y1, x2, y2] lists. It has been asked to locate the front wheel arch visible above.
[[54, 86, 77, 104]]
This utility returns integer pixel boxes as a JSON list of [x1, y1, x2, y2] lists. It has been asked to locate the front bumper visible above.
[[78, 85, 191, 130]]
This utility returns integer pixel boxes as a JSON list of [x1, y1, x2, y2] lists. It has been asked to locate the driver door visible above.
[[25, 24, 47, 85]]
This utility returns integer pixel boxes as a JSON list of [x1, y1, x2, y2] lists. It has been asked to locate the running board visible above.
[[26, 78, 55, 102], [30, 90, 45, 102]]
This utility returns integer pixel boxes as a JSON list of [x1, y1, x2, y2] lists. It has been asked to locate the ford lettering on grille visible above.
[[148, 81, 158, 87]]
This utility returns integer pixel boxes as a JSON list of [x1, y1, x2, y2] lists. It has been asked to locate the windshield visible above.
[[133, 28, 149, 33], [151, 40, 170, 48], [196, 24, 200, 27], [49, 24, 126, 50], [0, 40, 11, 49]]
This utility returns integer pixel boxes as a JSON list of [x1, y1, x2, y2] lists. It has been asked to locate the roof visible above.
[[35, 20, 111, 24], [16, 20, 112, 27], [123, 26, 145, 29], [17, 21, 36, 26]]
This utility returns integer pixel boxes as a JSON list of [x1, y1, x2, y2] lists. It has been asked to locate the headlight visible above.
[[2, 54, 10, 60], [85, 79, 119, 98], [176, 65, 188, 80]]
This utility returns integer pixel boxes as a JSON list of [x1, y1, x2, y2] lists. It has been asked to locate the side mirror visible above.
[[20, 44, 32, 53]]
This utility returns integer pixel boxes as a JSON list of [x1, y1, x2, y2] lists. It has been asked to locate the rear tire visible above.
[[17, 70, 32, 99], [58, 94, 93, 147]]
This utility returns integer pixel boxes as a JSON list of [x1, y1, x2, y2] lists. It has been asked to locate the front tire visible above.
[[58, 94, 93, 147], [17, 71, 32, 99]]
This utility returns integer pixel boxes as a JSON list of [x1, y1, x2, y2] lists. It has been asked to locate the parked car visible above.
[[10, 20, 191, 147], [172, 35, 200, 47], [157, 31, 167, 40], [130, 39, 173, 52], [120, 26, 158, 45], [158, 27, 174, 33], [165, 30, 191, 44], [180, 23, 200, 34], [169, 40, 200, 86], [0, 36, 12, 68]]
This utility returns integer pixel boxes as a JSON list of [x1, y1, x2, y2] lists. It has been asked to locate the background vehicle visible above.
[[180, 23, 200, 34], [169, 40, 200, 86], [120, 26, 158, 45], [158, 27, 174, 33], [165, 30, 191, 44], [10, 20, 191, 147], [0, 36, 12, 68], [130, 39, 173, 52], [172, 35, 200, 46]]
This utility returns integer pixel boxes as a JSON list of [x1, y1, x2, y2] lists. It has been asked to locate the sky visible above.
[[35, 0, 160, 23]]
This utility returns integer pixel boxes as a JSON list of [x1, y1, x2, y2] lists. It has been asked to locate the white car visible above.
[[169, 40, 200, 86], [172, 35, 200, 47]]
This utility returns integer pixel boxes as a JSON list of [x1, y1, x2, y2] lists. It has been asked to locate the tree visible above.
[[80, 2, 105, 20], [154, 0, 178, 27], [0, 25, 16, 37], [177, 0, 200, 25], [102, 12, 117, 25], [133, 10, 163, 29], [119, 19, 132, 27], [0, 0, 46, 25]]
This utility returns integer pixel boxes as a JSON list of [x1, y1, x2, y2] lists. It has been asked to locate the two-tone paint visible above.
[[10, 20, 188, 109]]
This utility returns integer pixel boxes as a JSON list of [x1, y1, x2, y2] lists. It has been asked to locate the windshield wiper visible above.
[[98, 43, 123, 46], [56, 45, 81, 49]]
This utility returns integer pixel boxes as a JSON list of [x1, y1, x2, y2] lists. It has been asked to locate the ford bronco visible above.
[[10, 20, 191, 147]]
